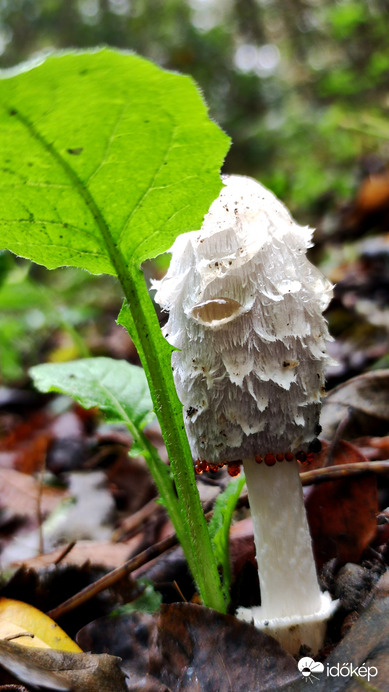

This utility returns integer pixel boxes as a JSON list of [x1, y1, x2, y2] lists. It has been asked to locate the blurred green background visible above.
[[1, 0, 388, 213], [1, 0, 388, 382]]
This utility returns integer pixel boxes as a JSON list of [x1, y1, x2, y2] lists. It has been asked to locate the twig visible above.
[[36, 461, 46, 556], [112, 497, 160, 542], [300, 460, 389, 485], [173, 580, 187, 603], [47, 532, 178, 620], [4, 632, 34, 641], [53, 541, 76, 566], [324, 407, 353, 467]]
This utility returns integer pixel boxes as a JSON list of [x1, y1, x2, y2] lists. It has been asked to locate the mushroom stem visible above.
[[237, 457, 337, 655]]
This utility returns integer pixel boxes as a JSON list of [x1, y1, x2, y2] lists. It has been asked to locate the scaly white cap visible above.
[[154, 174, 333, 463]]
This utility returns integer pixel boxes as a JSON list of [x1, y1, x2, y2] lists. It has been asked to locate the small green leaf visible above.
[[30, 357, 154, 430], [208, 475, 246, 605], [112, 579, 162, 616], [29, 356, 188, 560]]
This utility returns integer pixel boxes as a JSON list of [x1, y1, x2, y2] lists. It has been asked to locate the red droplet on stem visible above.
[[264, 453, 277, 466], [228, 463, 241, 477]]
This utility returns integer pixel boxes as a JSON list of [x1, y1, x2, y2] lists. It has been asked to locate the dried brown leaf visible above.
[[77, 611, 157, 687], [316, 595, 389, 692], [0, 641, 127, 692], [0, 641, 70, 690], [10, 538, 141, 571], [305, 441, 378, 569], [0, 469, 66, 521], [149, 603, 299, 692], [321, 370, 389, 439]]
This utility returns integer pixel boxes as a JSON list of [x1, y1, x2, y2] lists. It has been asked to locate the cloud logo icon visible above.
[[298, 656, 325, 679]]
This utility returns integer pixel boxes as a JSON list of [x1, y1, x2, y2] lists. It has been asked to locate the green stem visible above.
[[132, 432, 197, 576], [119, 267, 226, 612]]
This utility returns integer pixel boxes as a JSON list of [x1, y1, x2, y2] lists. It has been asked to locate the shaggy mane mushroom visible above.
[[154, 174, 338, 655]]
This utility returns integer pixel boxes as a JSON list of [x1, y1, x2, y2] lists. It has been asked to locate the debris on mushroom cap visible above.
[[154, 175, 333, 463]]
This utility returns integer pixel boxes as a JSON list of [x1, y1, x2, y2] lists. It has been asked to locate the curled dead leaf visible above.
[[321, 370, 389, 440], [0, 641, 127, 692]]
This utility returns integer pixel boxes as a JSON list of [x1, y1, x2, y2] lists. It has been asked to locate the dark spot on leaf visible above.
[[67, 147, 83, 155], [9, 109, 17, 116]]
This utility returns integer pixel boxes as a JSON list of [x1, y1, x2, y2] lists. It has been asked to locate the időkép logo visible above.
[[298, 656, 378, 683]]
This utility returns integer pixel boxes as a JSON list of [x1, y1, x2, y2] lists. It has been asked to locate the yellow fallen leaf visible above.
[[0, 620, 49, 648], [0, 598, 82, 652]]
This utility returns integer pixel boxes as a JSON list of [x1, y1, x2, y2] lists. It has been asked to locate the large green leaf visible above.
[[0, 49, 227, 270]]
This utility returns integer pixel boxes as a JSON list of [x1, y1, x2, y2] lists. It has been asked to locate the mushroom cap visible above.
[[154, 175, 333, 463]]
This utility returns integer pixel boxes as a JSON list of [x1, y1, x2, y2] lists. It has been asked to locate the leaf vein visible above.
[[85, 102, 128, 185], [134, 202, 191, 260], [0, 182, 72, 190], [116, 122, 177, 245]]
